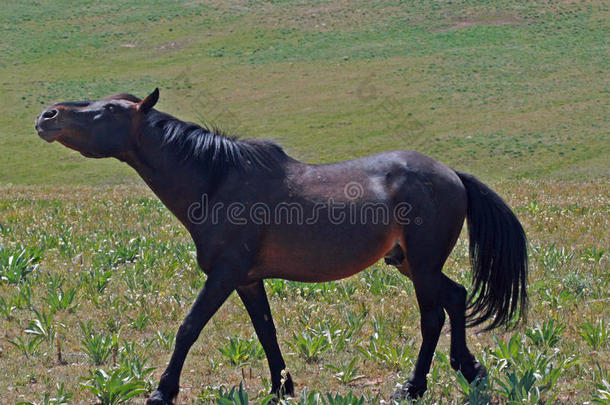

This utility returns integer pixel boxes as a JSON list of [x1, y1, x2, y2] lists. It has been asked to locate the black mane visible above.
[[145, 110, 288, 174]]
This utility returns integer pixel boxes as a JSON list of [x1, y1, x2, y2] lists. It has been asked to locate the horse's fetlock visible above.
[[450, 356, 460, 371]]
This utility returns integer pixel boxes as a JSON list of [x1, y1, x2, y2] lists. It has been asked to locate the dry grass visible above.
[[0, 180, 608, 403], [1, 0, 608, 403]]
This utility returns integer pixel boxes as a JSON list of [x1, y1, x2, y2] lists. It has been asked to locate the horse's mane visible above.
[[143, 109, 288, 174]]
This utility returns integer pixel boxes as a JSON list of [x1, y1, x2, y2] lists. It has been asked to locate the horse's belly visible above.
[[252, 226, 400, 282]]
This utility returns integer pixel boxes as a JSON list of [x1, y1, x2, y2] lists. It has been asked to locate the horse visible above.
[[35, 88, 527, 403]]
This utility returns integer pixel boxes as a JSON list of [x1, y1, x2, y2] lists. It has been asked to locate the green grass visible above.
[[0, 182, 608, 403], [1, 1, 609, 403], [1, 0, 608, 184]]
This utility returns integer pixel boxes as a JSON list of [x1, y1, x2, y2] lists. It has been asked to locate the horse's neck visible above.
[[123, 135, 209, 231]]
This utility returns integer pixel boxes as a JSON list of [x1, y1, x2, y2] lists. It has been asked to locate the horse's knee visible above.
[[450, 283, 467, 307], [442, 277, 467, 310]]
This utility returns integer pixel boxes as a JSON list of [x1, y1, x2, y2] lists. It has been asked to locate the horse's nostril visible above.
[[42, 109, 58, 119]]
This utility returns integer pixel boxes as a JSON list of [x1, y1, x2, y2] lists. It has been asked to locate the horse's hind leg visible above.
[[440, 274, 487, 382], [392, 265, 445, 400], [237, 281, 294, 397]]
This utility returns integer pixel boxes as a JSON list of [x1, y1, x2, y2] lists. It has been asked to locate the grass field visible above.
[[1, 0, 608, 184], [1, 183, 608, 404], [0, 0, 609, 404]]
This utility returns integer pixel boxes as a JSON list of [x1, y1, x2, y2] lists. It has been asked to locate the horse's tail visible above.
[[455, 171, 528, 330]]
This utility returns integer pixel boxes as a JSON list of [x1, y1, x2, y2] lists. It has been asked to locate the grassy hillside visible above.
[[1, 0, 608, 185]]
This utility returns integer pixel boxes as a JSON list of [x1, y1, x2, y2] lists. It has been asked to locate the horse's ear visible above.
[[137, 88, 159, 113]]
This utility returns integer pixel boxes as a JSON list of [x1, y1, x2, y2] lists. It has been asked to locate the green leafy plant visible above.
[[218, 335, 264, 366], [309, 319, 343, 349], [531, 243, 575, 272], [81, 266, 113, 295], [456, 371, 491, 405], [335, 281, 357, 299], [17, 284, 33, 308], [490, 335, 577, 403], [214, 382, 274, 405], [25, 308, 57, 345], [362, 266, 400, 296], [322, 392, 367, 405], [538, 288, 572, 310], [525, 318, 565, 348], [580, 319, 609, 350], [266, 278, 288, 298], [80, 368, 147, 405], [496, 368, 540, 404], [370, 315, 391, 344], [80, 323, 113, 365], [0, 245, 41, 284], [7, 334, 43, 359], [155, 329, 176, 351], [15, 383, 72, 405], [325, 357, 366, 385], [344, 310, 366, 337], [0, 294, 18, 320], [357, 337, 411, 370], [44, 285, 78, 313], [289, 331, 330, 363], [592, 379, 610, 405], [117, 350, 156, 391], [279, 388, 323, 405], [129, 311, 151, 330], [580, 247, 606, 264], [92, 241, 140, 269]]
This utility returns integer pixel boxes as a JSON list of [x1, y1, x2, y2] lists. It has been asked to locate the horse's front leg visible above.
[[147, 264, 237, 405], [237, 280, 294, 397]]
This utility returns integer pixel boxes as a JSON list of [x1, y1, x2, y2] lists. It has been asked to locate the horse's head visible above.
[[35, 89, 159, 158]]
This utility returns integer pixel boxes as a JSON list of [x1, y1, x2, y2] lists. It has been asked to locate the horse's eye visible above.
[[105, 104, 116, 113]]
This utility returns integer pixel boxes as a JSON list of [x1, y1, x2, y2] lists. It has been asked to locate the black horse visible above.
[[35, 89, 527, 403]]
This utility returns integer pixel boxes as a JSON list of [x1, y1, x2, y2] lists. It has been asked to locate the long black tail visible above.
[[456, 172, 528, 330]]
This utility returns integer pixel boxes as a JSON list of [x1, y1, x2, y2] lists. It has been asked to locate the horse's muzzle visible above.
[[36, 108, 61, 142]]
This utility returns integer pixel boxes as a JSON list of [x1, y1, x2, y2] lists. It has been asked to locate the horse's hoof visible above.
[[271, 373, 295, 398], [281, 374, 295, 397], [473, 361, 487, 381], [459, 360, 488, 384], [146, 390, 174, 405], [390, 381, 427, 402]]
